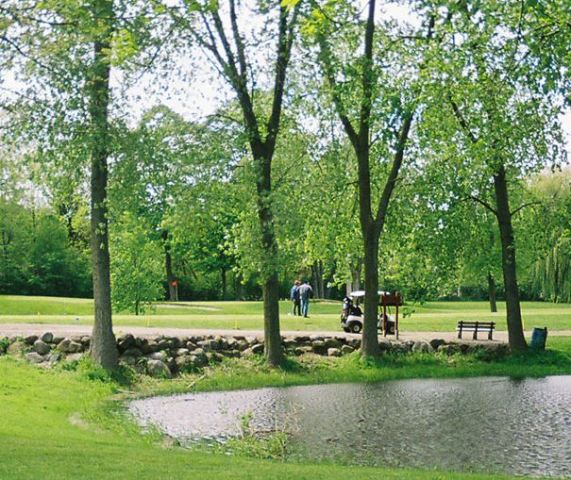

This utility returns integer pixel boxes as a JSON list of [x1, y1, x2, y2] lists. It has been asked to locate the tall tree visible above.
[[174, 0, 300, 366], [310, 0, 436, 356]]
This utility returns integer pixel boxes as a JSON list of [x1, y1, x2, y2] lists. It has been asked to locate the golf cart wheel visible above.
[[342, 327, 350, 333], [348, 322, 362, 334]]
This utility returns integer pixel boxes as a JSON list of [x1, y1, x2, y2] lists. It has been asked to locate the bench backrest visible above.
[[457, 321, 495, 329]]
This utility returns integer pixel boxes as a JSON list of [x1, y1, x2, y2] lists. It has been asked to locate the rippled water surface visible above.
[[130, 376, 571, 477]]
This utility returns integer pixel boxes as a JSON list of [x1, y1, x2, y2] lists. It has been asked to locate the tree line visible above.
[[0, 0, 569, 368]]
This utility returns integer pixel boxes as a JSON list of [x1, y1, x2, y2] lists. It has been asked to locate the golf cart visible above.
[[340, 290, 402, 337]]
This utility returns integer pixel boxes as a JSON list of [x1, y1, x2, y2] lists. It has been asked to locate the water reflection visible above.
[[130, 376, 571, 477]]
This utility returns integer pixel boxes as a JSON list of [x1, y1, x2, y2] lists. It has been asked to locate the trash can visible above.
[[530, 327, 548, 350]]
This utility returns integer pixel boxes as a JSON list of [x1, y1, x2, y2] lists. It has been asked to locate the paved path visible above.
[[1, 323, 569, 342]]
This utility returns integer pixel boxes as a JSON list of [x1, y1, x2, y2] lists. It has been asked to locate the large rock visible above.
[[65, 353, 84, 363], [33, 340, 51, 356], [148, 351, 168, 362], [117, 334, 136, 352], [412, 341, 434, 354], [57, 339, 83, 354], [324, 338, 342, 349], [311, 341, 327, 355], [40, 332, 54, 344], [438, 344, 461, 356], [24, 335, 39, 346], [7, 341, 27, 356], [341, 345, 355, 355], [25, 352, 45, 364], [251, 343, 264, 355], [147, 359, 172, 379], [327, 348, 342, 357], [122, 347, 143, 358]]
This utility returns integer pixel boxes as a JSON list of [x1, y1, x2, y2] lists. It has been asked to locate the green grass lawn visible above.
[[2, 338, 571, 480], [1, 295, 571, 332]]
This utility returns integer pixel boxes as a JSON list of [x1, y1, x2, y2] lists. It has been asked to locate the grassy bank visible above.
[[1, 295, 571, 332], [1, 340, 571, 480]]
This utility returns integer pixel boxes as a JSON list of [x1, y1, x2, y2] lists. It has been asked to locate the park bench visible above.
[[456, 321, 495, 340]]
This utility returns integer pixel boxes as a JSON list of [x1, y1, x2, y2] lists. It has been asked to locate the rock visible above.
[[175, 355, 195, 373], [147, 359, 172, 378], [429, 338, 446, 350], [438, 344, 460, 356], [7, 341, 27, 356], [80, 336, 91, 346], [65, 353, 84, 362], [148, 351, 168, 362], [25, 352, 45, 364], [122, 347, 142, 358], [190, 352, 208, 368], [33, 340, 51, 355], [251, 343, 264, 355], [176, 348, 190, 356], [206, 352, 223, 363], [341, 345, 355, 355], [24, 335, 39, 346], [40, 332, 54, 344], [0, 337, 8, 354], [324, 338, 342, 349], [57, 339, 83, 354], [412, 341, 434, 354], [46, 352, 61, 364], [52, 336, 65, 345], [327, 348, 342, 357], [311, 341, 327, 355], [117, 334, 136, 351], [378, 340, 392, 353]]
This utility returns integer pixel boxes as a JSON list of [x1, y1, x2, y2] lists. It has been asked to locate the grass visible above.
[[2, 339, 571, 480], [1, 295, 571, 332]]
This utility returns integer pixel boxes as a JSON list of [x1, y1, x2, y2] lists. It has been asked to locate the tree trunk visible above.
[[162, 231, 178, 301], [493, 165, 527, 352], [88, 2, 118, 371], [361, 227, 380, 357], [487, 271, 497, 313], [254, 151, 283, 367], [221, 267, 227, 300]]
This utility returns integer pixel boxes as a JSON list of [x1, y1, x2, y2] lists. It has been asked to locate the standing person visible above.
[[298, 281, 313, 318], [290, 280, 301, 316]]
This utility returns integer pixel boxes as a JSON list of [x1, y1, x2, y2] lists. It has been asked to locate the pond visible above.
[[129, 376, 571, 477]]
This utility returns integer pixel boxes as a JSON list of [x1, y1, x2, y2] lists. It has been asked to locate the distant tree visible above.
[[111, 214, 164, 316]]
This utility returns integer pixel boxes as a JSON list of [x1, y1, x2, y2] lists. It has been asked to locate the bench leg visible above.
[[488, 330, 493, 340]]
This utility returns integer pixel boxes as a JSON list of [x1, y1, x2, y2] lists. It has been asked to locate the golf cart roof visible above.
[[349, 290, 387, 298]]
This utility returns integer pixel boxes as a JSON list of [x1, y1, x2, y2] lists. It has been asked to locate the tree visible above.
[[111, 214, 164, 315], [308, 0, 439, 356], [173, 0, 301, 366]]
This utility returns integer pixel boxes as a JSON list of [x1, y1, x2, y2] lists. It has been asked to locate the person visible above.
[[290, 280, 301, 316], [298, 281, 313, 318]]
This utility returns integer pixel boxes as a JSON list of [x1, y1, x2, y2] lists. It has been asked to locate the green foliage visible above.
[[111, 214, 164, 315]]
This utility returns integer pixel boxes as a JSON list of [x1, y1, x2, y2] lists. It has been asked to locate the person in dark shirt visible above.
[[290, 280, 301, 316]]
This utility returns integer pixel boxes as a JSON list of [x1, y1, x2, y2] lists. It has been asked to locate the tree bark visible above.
[[493, 165, 527, 352], [221, 266, 227, 300], [162, 230, 178, 301], [88, 0, 118, 371], [362, 226, 380, 357], [487, 271, 497, 313]]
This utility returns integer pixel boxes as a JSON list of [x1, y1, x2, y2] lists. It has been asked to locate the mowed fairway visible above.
[[1, 295, 571, 332]]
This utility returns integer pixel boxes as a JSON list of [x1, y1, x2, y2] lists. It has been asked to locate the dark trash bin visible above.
[[530, 327, 548, 350]]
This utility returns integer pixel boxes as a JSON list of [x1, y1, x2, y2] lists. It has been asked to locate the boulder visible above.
[[123, 347, 143, 358], [7, 341, 27, 356], [25, 352, 45, 364], [327, 348, 342, 357], [148, 351, 168, 362], [33, 340, 51, 356], [190, 352, 208, 368], [147, 359, 172, 379], [65, 353, 84, 363], [57, 339, 83, 354], [52, 336, 65, 345], [378, 340, 392, 353], [341, 345, 355, 355], [175, 348, 190, 356], [324, 338, 342, 349], [251, 343, 264, 355], [117, 334, 136, 352], [412, 341, 434, 354], [24, 335, 39, 346], [438, 344, 461, 356], [429, 338, 446, 350], [46, 352, 61, 364], [311, 341, 327, 355], [40, 332, 54, 344]]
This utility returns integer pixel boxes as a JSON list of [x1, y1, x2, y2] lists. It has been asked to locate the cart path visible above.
[[0, 323, 569, 342]]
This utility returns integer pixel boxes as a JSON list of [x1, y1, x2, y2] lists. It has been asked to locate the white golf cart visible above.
[[340, 290, 402, 337]]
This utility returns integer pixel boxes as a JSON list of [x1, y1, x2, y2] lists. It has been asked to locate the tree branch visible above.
[[511, 201, 541, 216], [468, 195, 498, 216]]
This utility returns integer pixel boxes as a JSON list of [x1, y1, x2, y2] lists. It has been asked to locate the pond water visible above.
[[130, 376, 571, 477]]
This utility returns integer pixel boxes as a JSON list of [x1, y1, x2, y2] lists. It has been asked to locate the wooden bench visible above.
[[456, 321, 495, 340]]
